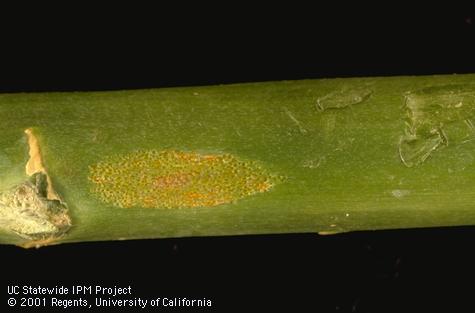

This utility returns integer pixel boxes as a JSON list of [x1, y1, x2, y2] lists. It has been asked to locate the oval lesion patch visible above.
[[88, 150, 281, 209]]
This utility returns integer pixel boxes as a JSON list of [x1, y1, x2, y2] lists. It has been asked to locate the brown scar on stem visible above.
[[25, 128, 60, 200], [0, 129, 71, 248]]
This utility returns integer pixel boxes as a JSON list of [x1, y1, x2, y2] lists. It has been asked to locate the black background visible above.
[[1, 5, 475, 312]]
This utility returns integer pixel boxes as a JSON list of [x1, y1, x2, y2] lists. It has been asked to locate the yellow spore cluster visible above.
[[88, 150, 279, 209]]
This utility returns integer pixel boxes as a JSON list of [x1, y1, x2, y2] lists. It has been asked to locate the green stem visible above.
[[1, 74, 475, 247]]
